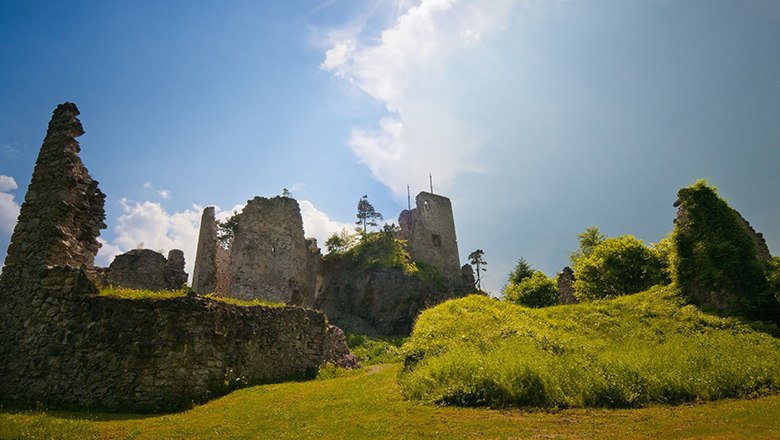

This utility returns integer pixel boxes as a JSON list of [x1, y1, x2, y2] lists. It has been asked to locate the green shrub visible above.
[[400, 288, 780, 409], [345, 333, 405, 365], [504, 271, 558, 308], [672, 180, 776, 320], [574, 235, 664, 301]]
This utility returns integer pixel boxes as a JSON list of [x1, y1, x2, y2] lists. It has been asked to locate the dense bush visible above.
[[672, 180, 777, 320], [503, 271, 558, 308], [400, 288, 780, 409], [573, 235, 664, 301], [345, 333, 405, 365]]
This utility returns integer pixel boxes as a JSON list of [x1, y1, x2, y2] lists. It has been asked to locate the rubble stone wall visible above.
[[229, 196, 317, 305], [102, 248, 188, 291]]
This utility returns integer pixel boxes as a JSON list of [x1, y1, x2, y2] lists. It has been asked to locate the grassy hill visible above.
[[400, 286, 780, 408], [2, 364, 780, 439]]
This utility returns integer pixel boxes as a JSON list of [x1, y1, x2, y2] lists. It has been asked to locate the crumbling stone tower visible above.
[[229, 196, 319, 305], [398, 191, 461, 280], [0, 102, 105, 293]]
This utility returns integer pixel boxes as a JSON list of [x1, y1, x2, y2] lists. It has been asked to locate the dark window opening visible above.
[[424, 200, 430, 210], [432, 234, 442, 248]]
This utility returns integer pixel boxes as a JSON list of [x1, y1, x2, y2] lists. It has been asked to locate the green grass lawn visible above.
[[1, 364, 779, 440]]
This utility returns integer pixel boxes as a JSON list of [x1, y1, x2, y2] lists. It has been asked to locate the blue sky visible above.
[[1, 0, 778, 294]]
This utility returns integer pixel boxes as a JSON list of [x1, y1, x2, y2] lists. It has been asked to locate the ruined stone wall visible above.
[[1, 290, 356, 412], [192, 207, 219, 294], [398, 192, 461, 280], [0, 103, 357, 412], [229, 196, 317, 305], [557, 267, 577, 305], [102, 248, 188, 291]]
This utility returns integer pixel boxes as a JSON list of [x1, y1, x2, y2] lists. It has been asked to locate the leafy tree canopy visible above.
[[574, 235, 664, 301], [356, 195, 383, 234], [508, 257, 535, 285], [569, 226, 606, 266], [504, 271, 558, 308]]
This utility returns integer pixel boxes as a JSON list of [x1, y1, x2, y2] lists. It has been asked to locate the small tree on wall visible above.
[[468, 249, 488, 291], [356, 195, 383, 235]]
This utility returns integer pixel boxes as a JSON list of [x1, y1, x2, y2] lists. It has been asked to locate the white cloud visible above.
[[299, 200, 353, 248], [0, 175, 18, 192], [142, 180, 172, 200], [142, 181, 153, 190], [158, 190, 171, 199], [322, 0, 515, 198], [0, 175, 20, 235]]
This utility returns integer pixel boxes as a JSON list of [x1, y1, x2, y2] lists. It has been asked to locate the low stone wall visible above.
[[0, 272, 355, 412]]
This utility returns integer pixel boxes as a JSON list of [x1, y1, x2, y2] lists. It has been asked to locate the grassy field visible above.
[[1, 364, 779, 440]]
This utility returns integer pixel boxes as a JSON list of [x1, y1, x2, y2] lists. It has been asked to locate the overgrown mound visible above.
[[400, 288, 780, 408]]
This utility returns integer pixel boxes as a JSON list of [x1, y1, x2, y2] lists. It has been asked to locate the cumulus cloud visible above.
[[299, 200, 353, 248], [0, 175, 20, 235], [321, 0, 515, 198]]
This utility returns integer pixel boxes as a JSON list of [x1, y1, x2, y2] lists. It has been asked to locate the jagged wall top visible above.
[[1, 102, 106, 281]]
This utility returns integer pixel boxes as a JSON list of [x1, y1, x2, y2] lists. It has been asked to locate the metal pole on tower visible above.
[[429, 174, 433, 194], [407, 185, 411, 211]]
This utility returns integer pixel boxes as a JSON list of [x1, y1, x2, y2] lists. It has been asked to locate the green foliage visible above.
[[468, 249, 487, 290], [325, 228, 358, 254], [507, 257, 535, 285], [346, 333, 405, 365], [504, 271, 559, 308], [768, 257, 780, 303], [672, 180, 776, 320], [326, 230, 418, 275], [99, 286, 188, 300], [569, 226, 606, 266], [356, 194, 383, 234], [574, 235, 664, 301], [400, 287, 780, 409], [217, 212, 240, 247]]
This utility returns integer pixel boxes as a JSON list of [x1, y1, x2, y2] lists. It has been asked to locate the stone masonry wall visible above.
[[229, 196, 317, 305], [0, 103, 357, 412], [557, 266, 577, 305], [102, 248, 188, 291], [398, 192, 461, 280]]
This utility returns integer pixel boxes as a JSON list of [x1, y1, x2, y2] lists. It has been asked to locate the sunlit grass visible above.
[[400, 285, 780, 408], [2, 364, 779, 440], [97, 287, 284, 307]]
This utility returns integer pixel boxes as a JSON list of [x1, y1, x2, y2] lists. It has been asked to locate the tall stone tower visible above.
[[398, 192, 461, 280], [0, 102, 106, 292]]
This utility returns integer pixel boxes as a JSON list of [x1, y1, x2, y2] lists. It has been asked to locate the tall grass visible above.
[[98, 287, 283, 307], [400, 286, 780, 408]]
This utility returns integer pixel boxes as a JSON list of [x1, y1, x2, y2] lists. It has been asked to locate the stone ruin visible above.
[[557, 266, 577, 305], [398, 191, 462, 281], [191, 197, 321, 306], [190, 188, 473, 336], [100, 248, 188, 291], [0, 103, 357, 412]]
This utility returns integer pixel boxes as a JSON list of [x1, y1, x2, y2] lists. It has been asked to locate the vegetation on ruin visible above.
[[2, 364, 779, 439], [98, 287, 283, 307], [672, 180, 779, 321], [99, 286, 188, 300], [400, 287, 780, 409], [217, 212, 240, 247]]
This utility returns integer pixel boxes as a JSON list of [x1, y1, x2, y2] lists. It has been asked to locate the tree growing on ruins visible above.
[[325, 228, 358, 254], [356, 195, 383, 235], [468, 249, 488, 291], [508, 257, 535, 285], [217, 212, 240, 247]]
